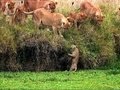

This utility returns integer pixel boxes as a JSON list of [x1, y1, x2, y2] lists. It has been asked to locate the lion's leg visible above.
[[70, 63, 77, 71], [70, 63, 75, 71], [58, 29, 64, 37], [74, 64, 77, 71], [52, 26, 58, 35], [33, 18, 39, 30], [78, 22, 82, 30], [75, 20, 78, 29]]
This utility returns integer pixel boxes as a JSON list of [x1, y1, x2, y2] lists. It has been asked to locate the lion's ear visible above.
[[21, 1, 24, 4], [72, 2, 74, 5], [55, 2, 57, 5], [119, 8, 120, 10], [7, 3, 10, 7]]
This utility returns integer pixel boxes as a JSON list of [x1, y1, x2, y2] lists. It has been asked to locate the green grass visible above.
[[0, 70, 120, 90]]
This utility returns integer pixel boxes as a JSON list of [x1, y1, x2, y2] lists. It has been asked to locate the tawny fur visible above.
[[24, 8, 70, 37], [67, 12, 87, 28], [68, 45, 79, 71], [23, 0, 57, 13], [1, 0, 15, 14], [80, 1, 104, 24]]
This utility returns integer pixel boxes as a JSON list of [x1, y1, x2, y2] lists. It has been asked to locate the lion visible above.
[[23, 8, 70, 37], [68, 45, 79, 71]]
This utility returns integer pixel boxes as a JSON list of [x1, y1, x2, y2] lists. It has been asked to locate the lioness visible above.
[[23, 8, 70, 37]]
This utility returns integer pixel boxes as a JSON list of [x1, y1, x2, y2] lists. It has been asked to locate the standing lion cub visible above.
[[68, 45, 79, 71]]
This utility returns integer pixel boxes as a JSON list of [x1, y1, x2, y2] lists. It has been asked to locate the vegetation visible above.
[[0, 3, 120, 70], [0, 1, 120, 90]]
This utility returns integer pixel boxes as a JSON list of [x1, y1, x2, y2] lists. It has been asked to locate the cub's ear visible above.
[[67, 17, 74, 24], [67, 17, 71, 21], [12, 2, 15, 6]]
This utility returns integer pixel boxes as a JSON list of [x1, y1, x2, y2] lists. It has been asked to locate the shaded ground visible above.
[[0, 70, 120, 90]]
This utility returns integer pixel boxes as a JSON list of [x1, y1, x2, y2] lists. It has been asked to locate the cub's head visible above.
[[6, 1, 15, 13], [45, 1, 57, 13], [94, 12, 105, 24]]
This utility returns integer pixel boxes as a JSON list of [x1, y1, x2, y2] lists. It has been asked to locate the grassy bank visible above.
[[0, 70, 120, 89], [0, 3, 120, 71]]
